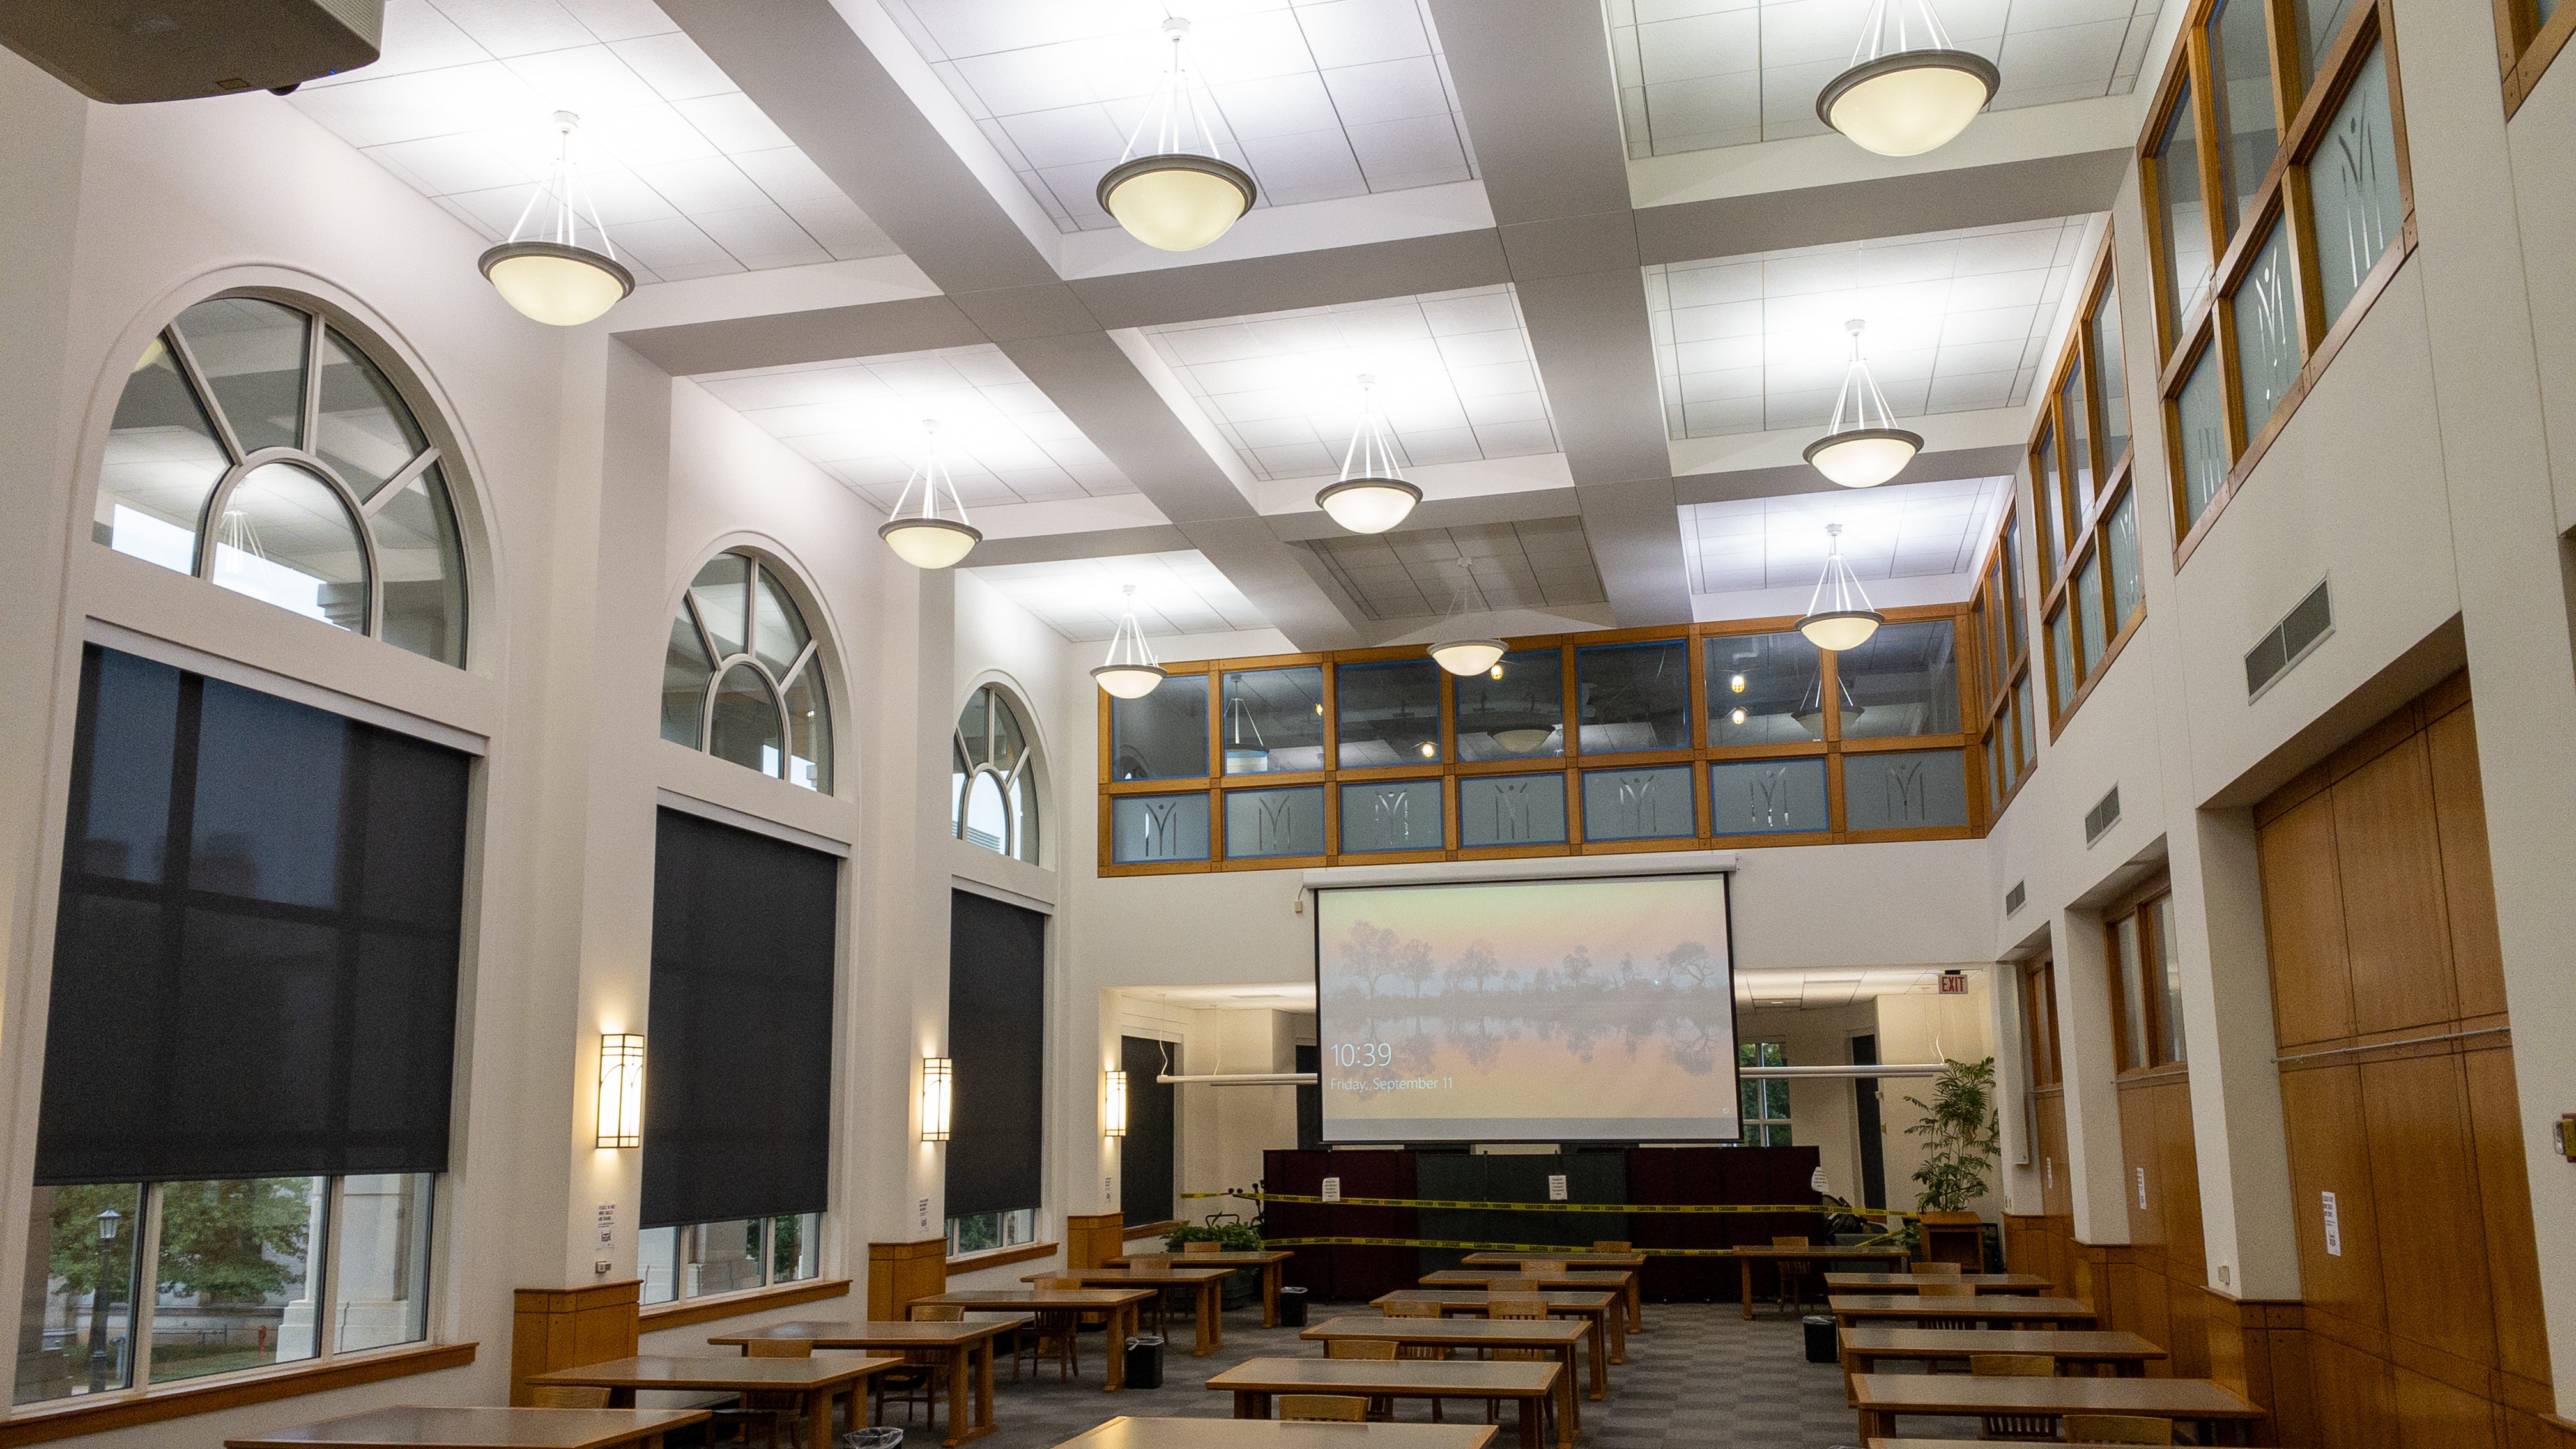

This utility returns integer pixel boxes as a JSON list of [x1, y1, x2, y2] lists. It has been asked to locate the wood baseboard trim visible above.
[[0, 1340, 476, 1446], [946, 1241, 1060, 1273], [638, 1277, 851, 1331]]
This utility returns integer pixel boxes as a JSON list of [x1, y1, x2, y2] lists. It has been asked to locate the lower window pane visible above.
[[2230, 219, 2301, 434], [1459, 774, 1568, 848], [1841, 751, 1970, 831], [1223, 786, 1326, 859], [2048, 608, 2076, 718], [2175, 347, 2230, 526], [1110, 793, 1211, 864], [638, 1226, 677, 1305], [2013, 678, 2035, 771], [2106, 493, 2143, 627], [2308, 45, 2400, 325], [678, 1218, 763, 1300], [2075, 555, 2107, 676], [1707, 758, 1827, 836], [1339, 780, 1445, 854], [13, 1183, 144, 1404], [1581, 765, 1697, 841], [771, 1212, 819, 1284], [150, 1177, 321, 1383], [332, 1174, 432, 1353]]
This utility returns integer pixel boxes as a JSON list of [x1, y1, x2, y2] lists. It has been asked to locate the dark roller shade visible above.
[[37, 646, 470, 1184], [945, 891, 1044, 1220], [642, 809, 839, 1229], [1119, 1035, 1175, 1226]]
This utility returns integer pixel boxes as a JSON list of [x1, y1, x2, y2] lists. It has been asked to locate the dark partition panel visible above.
[[1264, 1149, 1420, 1302], [1119, 1036, 1176, 1226], [1416, 1153, 1627, 1278]]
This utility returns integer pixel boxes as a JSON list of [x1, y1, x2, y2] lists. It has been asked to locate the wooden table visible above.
[[1457, 1254, 1645, 1333], [1050, 1416, 1498, 1449], [1110, 1250, 1298, 1328], [1025, 1266, 1237, 1355], [1828, 1294, 2096, 1328], [1864, 1441, 2200, 1448], [1850, 1373, 2263, 1443], [709, 1319, 1026, 1445], [1728, 1244, 1908, 1320], [1823, 1272, 2051, 1293], [224, 1406, 711, 1449], [1838, 1326, 2165, 1377], [910, 1288, 1154, 1392], [1303, 1314, 1593, 1438], [1372, 1287, 1626, 1365], [1209, 1357, 1563, 1449], [528, 1354, 898, 1449]]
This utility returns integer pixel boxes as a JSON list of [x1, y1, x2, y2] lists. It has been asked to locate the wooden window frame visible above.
[[2021, 960, 2064, 1090], [2140, 0, 2417, 572], [2031, 238, 2147, 739], [2496, 0, 2576, 116], [2103, 878, 2186, 1077], [1968, 505, 2035, 821], [1096, 611, 1986, 876]]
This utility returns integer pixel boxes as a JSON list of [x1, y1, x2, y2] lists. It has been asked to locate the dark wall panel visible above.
[[1119, 1035, 1176, 1226], [946, 891, 1045, 1220]]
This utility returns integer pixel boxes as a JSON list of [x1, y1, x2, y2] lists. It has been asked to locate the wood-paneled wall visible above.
[[2112, 1068, 2211, 1379]]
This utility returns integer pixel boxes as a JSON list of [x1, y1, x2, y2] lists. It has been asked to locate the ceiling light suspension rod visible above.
[[479, 111, 634, 326], [1427, 557, 1505, 677], [1098, 17, 1258, 252], [1094, 584, 1169, 698], [1804, 319, 1922, 488], [878, 419, 983, 569], [1315, 374, 1422, 533], [1797, 522, 1885, 651]]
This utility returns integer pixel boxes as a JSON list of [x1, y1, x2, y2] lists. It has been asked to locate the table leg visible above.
[[1235, 1390, 1266, 1420], [1515, 1390, 1543, 1449], [608, 1388, 638, 1409], [1199, 1281, 1220, 1354], [1557, 1346, 1581, 1441], [1740, 1259, 1754, 1321], [1604, 1307, 1624, 1365], [1105, 1305, 1130, 1392], [942, 1344, 974, 1446], [1856, 1407, 1890, 1441], [1263, 1262, 1282, 1329], [808, 1386, 834, 1449], [1627, 1273, 1643, 1334], [1584, 1322, 1605, 1401], [977, 1337, 996, 1430]]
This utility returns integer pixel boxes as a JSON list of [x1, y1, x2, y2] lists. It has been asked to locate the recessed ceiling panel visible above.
[[1646, 217, 2091, 441], [1607, 0, 2166, 157], [1142, 285, 1560, 482], [1678, 475, 2012, 596], [289, 0, 899, 282], [694, 345, 1137, 509], [1308, 518, 1606, 621], [880, 0, 1479, 232], [965, 550, 1271, 641]]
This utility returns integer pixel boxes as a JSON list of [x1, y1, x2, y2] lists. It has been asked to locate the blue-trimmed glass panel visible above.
[[1109, 681, 1206, 781], [1706, 631, 1821, 745], [1581, 765, 1697, 842], [1455, 649, 1563, 760], [1708, 758, 1827, 836], [1459, 774, 1568, 848], [1337, 659, 1443, 767], [1338, 779, 1444, 854], [1220, 666, 1324, 774], [1110, 793, 1210, 862], [1223, 785, 1326, 859], [1575, 639, 1690, 753], [1842, 750, 1971, 831]]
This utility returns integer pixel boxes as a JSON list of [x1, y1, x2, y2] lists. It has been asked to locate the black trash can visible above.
[[1125, 1335, 1165, 1390], [1277, 1286, 1310, 1328], [1802, 1314, 1837, 1364]]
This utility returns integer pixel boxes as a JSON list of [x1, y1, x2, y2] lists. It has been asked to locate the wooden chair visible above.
[[1910, 1261, 1964, 1276], [531, 1386, 610, 1409], [1280, 1395, 1369, 1422], [880, 1305, 961, 1427], [1526, 1259, 1571, 1278], [708, 1341, 814, 1449], [1485, 1276, 1539, 1291], [1383, 1301, 1452, 1422], [1969, 1353, 2058, 1441], [1913, 1279, 1977, 1332], [1027, 1278, 1086, 1383], [1328, 1336, 1399, 1420], [1770, 1235, 1817, 1315], [1483, 1296, 1552, 1431], [2063, 1415, 2175, 1445], [1591, 1241, 1630, 1252]]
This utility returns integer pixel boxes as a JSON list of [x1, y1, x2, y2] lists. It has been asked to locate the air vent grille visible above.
[[2005, 881, 2026, 916], [2084, 786, 2121, 845], [2246, 580, 2333, 699]]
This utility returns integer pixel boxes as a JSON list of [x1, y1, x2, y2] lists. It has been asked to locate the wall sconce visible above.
[[1104, 1070, 1128, 1138], [921, 1057, 953, 1142], [597, 1033, 644, 1149]]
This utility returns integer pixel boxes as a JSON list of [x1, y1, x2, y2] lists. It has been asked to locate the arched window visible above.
[[97, 295, 468, 666], [951, 685, 1041, 864], [663, 550, 832, 792]]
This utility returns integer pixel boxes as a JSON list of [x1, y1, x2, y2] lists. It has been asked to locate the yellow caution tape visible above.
[[1181, 1188, 1915, 1218]]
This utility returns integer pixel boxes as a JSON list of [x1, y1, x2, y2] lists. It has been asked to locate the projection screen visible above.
[[1314, 873, 1738, 1142]]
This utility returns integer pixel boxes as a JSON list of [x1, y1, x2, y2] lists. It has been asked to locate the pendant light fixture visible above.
[[479, 112, 634, 326], [1804, 319, 1922, 488], [1816, 0, 2000, 157], [1223, 689, 1271, 773], [1093, 585, 1168, 698], [878, 420, 982, 569], [1315, 375, 1422, 533], [1098, 17, 1257, 252], [1426, 559, 1506, 677], [1797, 523, 1885, 652]]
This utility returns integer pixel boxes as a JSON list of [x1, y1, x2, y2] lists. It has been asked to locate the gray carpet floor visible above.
[[855, 1299, 1982, 1449]]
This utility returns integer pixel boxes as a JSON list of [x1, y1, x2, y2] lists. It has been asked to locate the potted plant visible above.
[[1164, 1220, 1264, 1309], [1904, 1057, 2000, 1266]]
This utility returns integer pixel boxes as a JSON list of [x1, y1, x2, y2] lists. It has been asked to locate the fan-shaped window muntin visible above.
[[663, 551, 832, 793], [951, 685, 1041, 864], [96, 295, 469, 667]]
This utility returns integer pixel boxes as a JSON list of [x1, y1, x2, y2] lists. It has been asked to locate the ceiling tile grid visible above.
[[1141, 285, 1560, 482], [879, 0, 1478, 233], [965, 550, 1271, 641], [289, 0, 899, 283], [1644, 215, 2090, 441], [1606, 0, 2168, 158], [1307, 518, 1607, 621], [694, 345, 1138, 510], [1676, 474, 2012, 596]]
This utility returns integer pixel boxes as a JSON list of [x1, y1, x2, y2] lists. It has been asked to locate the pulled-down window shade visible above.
[[643, 809, 839, 1229], [1119, 1035, 1176, 1227], [945, 891, 1045, 1221], [37, 645, 471, 1184]]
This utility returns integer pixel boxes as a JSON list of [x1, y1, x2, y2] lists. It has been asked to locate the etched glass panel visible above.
[[1841, 750, 1970, 830], [1455, 649, 1563, 760], [1706, 758, 1826, 836], [2048, 607, 2076, 716], [2106, 492, 2143, 627], [1338, 779, 1445, 853], [2207, 0, 2280, 233], [2014, 677, 2035, 772], [1581, 765, 1697, 841], [1337, 660, 1443, 767], [2230, 218, 2301, 433], [1705, 631, 1821, 744], [2307, 45, 2401, 326], [2076, 554, 2108, 677], [1460, 774, 1568, 848], [1110, 681, 1208, 781], [2091, 281, 2130, 468], [1575, 639, 1690, 753], [1111, 793, 1211, 862], [98, 335, 229, 574], [2175, 346, 2230, 526], [1837, 620, 1960, 739], [2156, 88, 2213, 326], [1220, 666, 1324, 774], [1223, 785, 1326, 859]]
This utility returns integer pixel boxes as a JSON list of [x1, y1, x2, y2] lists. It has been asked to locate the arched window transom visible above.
[[952, 685, 1041, 864], [663, 551, 831, 792], [98, 296, 470, 666]]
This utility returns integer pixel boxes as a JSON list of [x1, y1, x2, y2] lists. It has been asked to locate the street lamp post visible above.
[[86, 1208, 119, 1393]]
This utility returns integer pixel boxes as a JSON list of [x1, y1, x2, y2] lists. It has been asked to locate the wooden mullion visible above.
[[2375, 0, 2415, 224], [2186, 31, 2232, 286], [2505, 0, 2576, 114]]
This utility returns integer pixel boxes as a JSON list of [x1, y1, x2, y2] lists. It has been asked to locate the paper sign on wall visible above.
[[2322, 1190, 2342, 1256], [1547, 1174, 1568, 1201], [2135, 1167, 2147, 1211], [1322, 1177, 1342, 1202], [1105, 1176, 1116, 1204], [918, 1197, 932, 1232], [596, 1202, 615, 1247]]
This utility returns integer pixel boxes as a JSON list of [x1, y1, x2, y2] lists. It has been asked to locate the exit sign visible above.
[[1938, 973, 1968, 994]]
